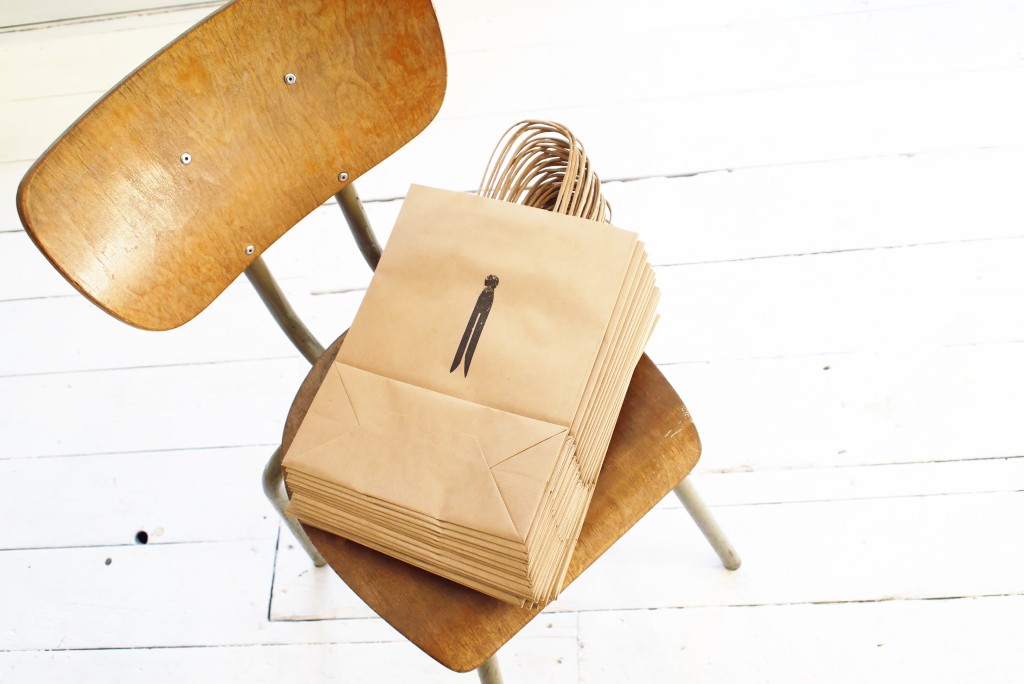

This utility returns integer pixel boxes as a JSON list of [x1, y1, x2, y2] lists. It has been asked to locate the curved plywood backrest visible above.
[[17, 0, 446, 330]]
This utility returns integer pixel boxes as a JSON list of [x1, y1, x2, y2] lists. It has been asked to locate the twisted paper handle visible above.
[[478, 120, 611, 224]]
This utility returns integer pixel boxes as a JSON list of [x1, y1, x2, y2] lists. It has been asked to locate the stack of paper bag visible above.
[[283, 185, 659, 607]]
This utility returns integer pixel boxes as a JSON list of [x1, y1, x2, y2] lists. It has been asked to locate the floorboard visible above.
[[668, 341, 1024, 471], [0, 635, 578, 684], [687, 456, 1024, 505], [0, 446, 276, 549], [0, 1, 216, 29], [5, 233, 1021, 376], [1, 357, 306, 459], [576, 595, 1024, 683], [556, 490, 1024, 611], [271, 487, 1024, 619]]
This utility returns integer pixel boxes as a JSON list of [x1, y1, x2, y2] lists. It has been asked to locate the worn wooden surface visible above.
[[15, 0, 444, 330], [282, 336, 701, 671]]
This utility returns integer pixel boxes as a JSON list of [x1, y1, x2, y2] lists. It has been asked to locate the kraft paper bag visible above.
[[283, 184, 659, 606]]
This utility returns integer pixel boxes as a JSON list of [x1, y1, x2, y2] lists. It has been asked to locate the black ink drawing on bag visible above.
[[450, 275, 499, 377]]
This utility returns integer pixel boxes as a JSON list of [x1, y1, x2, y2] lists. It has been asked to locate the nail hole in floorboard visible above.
[[135, 530, 149, 545]]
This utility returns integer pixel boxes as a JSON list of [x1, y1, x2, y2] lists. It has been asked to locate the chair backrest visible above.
[[16, 0, 446, 331]]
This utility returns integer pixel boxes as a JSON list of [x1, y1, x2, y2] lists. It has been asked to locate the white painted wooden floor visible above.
[[2, 1, 1023, 681]]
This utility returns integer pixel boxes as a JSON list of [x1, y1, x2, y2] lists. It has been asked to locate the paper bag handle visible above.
[[477, 120, 612, 224]]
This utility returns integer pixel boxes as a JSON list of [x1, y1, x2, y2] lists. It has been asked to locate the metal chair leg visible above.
[[673, 478, 741, 571], [335, 184, 382, 271], [263, 446, 326, 567], [476, 655, 504, 684], [245, 256, 325, 364], [249, 185, 380, 568]]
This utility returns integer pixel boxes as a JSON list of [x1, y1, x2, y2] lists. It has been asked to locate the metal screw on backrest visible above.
[[180, 152, 192, 164], [245, 245, 255, 255], [284, 73, 297, 85], [338, 172, 349, 182]]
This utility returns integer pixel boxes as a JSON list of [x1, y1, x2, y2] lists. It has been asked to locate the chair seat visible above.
[[282, 334, 701, 672]]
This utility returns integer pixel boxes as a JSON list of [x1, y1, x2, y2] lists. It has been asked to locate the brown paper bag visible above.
[[283, 184, 658, 606]]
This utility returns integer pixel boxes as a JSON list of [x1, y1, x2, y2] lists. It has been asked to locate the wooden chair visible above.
[[16, 0, 740, 680]]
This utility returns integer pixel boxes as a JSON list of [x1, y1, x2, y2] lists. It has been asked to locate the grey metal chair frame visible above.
[[250, 184, 741, 683]]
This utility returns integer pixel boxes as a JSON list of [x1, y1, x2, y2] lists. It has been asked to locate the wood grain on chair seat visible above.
[[283, 334, 701, 672], [17, 0, 445, 331]]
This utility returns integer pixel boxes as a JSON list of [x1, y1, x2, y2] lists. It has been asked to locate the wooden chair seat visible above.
[[283, 334, 701, 672]]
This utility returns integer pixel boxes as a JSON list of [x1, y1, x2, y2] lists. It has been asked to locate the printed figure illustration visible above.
[[450, 275, 499, 377]]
